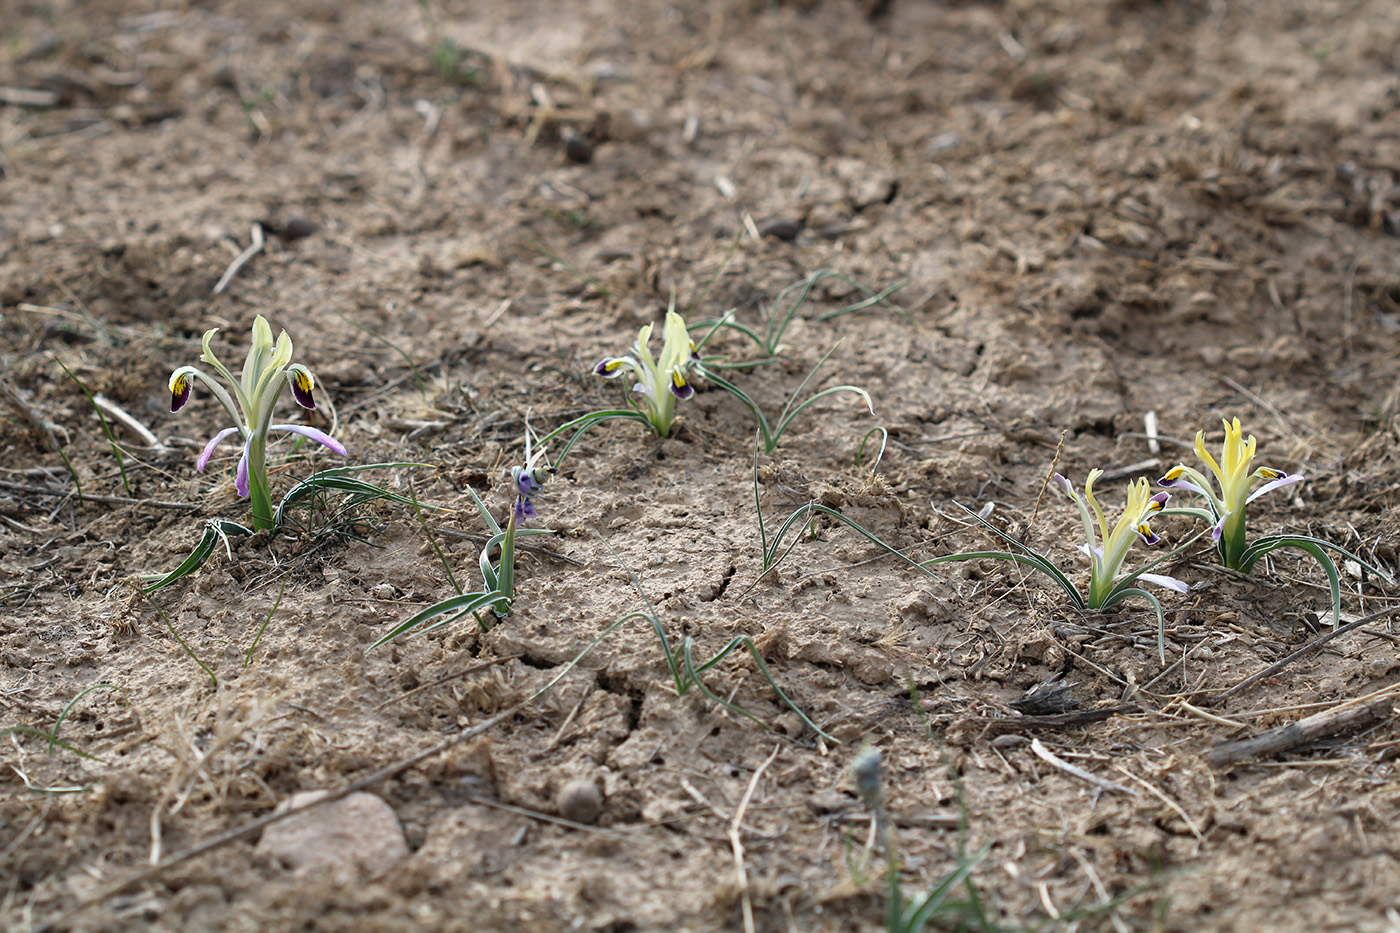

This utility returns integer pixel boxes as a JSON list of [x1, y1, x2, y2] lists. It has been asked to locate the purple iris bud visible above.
[[170, 374, 192, 413]]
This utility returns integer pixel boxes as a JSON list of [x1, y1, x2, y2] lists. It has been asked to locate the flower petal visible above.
[[594, 357, 633, 378], [669, 370, 694, 400], [235, 444, 251, 498], [169, 371, 193, 413], [286, 365, 317, 410], [1053, 473, 1074, 498], [1246, 471, 1304, 504], [1138, 572, 1189, 593], [1135, 523, 1162, 546], [196, 427, 243, 472], [268, 424, 348, 457]]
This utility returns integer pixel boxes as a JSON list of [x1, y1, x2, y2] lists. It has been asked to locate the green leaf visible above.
[[143, 519, 253, 593], [369, 590, 507, 649]]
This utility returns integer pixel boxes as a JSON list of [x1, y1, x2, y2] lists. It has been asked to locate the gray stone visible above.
[[256, 790, 408, 880]]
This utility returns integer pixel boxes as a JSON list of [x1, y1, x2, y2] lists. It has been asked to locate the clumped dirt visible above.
[[4, 1, 1400, 930]]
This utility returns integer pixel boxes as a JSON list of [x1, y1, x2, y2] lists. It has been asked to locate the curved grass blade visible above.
[[1240, 535, 1348, 628], [142, 519, 253, 593], [856, 427, 888, 472], [57, 358, 131, 496], [815, 278, 909, 322], [1102, 586, 1168, 662], [678, 636, 832, 740], [49, 683, 128, 754], [898, 843, 991, 932], [921, 549, 1086, 612], [751, 502, 937, 595], [141, 590, 218, 687], [370, 589, 506, 649], [244, 575, 289, 669], [0, 725, 102, 762], [537, 409, 653, 468], [273, 462, 435, 528]]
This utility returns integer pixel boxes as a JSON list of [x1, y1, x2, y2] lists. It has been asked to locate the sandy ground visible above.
[[3, 1, 1400, 930]]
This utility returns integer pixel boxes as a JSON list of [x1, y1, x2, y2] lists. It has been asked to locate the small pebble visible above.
[[556, 778, 604, 824], [563, 133, 593, 164], [759, 218, 801, 241], [281, 216, 318, 240], [256, 791, 408, 880]]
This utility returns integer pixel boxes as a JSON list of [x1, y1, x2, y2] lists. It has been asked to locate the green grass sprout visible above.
[[142, 519, 253, 593], [243, 575, 288, 669], [139, 590, 218, 687], [1159, 417, 1393, 626], [699, 340, 875, 454], [590, 536, 833, 740], [373, 437, 554, 645], [48, 683, 128, 755], [409, 477, 461, 594], [144, 464, 435, 592], [58, 358, 131, 496], [694, 269, 907, 365], [851, 746, 994, 932], [748, 440, 936, 596]]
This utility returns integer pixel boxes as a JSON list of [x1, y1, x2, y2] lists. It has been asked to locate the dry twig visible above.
[[1204, 689, 1397, 768], [730, 744, 781, 933], [1030, 738, 1138, 796]]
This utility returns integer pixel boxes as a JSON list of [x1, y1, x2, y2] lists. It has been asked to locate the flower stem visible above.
[[246, 434, 275, 531]]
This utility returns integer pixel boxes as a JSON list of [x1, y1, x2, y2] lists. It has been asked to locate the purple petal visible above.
[[1159, 476, 1208, 497], [1053, 473, 1074, 497], [1139, 572, 1189, 593], [669, 371, 694, 400], [196, 427, 243, 472], [513, 497, 537, 523], [595, 358, 629, 378], [1135, 524, 1162, 546], [1210, 514, 1228, 541], [1149, 491, 1170, 509], [1246, 471, 1304, 504], [268, 424, 347, 457], [235, 445, 250, 498], [170, 375, 192, 413], [289, 371, 316, 410]]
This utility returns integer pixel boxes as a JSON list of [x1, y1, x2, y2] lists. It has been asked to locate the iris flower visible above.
[[1157, 418, 1303, 570], [510, 444, 554, 525], [1055, 470, 1187, 608], [168, 315, 345, 530], [593, 309, 700, 437]]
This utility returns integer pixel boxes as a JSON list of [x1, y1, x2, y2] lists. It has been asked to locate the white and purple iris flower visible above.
[[168, 315, 345, 529], [1055, 470, 1187, 608], [593, 309, 701, 438]]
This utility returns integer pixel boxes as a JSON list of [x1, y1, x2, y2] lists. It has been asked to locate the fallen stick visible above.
[[212, 222, 265, 295], [1203, 695, 1394, 768], [1030, 738, 1138, 796], [92, 393, 170, 452], [1209, 604, 1400, 707]]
